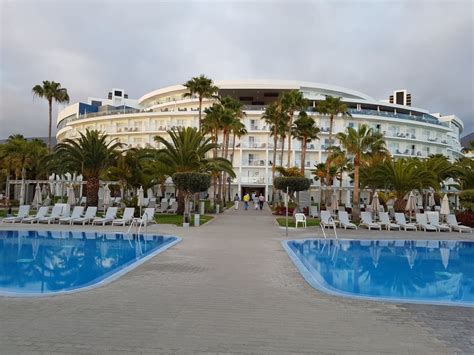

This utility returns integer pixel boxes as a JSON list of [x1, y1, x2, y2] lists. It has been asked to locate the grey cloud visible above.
[[0, 0, 472, 138]]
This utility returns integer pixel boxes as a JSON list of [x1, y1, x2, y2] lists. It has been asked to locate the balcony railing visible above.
[[246, 159, 267, 166], [348, 108, 448, 127], [240, 176, 267, 184]]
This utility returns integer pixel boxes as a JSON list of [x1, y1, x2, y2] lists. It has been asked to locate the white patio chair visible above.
[[395, 213, 417, 231], [38, 205, 63, 224], [338, 211, 357, 229], [360, 212, 382, 230], [72, 206, 97, 225], [426, 212, 451, 232], [447, 214, 472, 233], [92, 207, 118, 225], [112, 208, 135, 226], [2, 205, 31, 223], [294, 213, 306, 228], [21, 206, 48, 224], [415, 213, 437, 232], [59, 206, 84, 225], [379, 212, 400, 231]]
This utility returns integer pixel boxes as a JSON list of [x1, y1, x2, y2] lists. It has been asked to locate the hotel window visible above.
[[348, 122, 355, 128]]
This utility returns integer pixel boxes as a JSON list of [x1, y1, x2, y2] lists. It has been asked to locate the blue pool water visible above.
[[0, 230, 180, 296], [284, 239, 474, 307]]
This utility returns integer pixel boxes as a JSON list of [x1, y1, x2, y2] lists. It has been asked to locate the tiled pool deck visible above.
[[1, 207, 473, 354]]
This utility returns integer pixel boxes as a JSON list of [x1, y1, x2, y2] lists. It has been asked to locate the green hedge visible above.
[[172, 173, 211, 193]]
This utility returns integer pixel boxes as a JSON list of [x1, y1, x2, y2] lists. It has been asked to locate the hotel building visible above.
[[56, 80, 465, 202]]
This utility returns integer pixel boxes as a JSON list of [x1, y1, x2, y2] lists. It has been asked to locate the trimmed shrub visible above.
[[460, 189, 474, 211], [274, 177, 311, 194], [172, 173, 211, 193]]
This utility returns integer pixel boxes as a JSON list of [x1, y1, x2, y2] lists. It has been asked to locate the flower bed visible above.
[[455, 211, 474, 227]]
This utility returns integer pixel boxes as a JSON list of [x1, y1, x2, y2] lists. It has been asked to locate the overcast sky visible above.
[[0, 0, 472, 139]]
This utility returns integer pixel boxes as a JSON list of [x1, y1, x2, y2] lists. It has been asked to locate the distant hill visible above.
[[461, 132, 474, 149], [0, 136, 57, 146]]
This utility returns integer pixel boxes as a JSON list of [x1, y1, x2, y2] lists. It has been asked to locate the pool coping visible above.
[[281, 238, 474, 308], [0, 230, 182, 298]]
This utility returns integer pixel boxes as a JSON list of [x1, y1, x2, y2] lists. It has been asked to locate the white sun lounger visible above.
[[360, 212, 382, 230], [447, 214, 472, 233], [136, 208, 155, 226], [58, 206, 84, 225], [92, 207, 118, 225], [112, 208, 135, 226], [338, 211, 357, 229], [21, 206, 49, 224], [426, 212, 451, 232], [415, 213, 437, 232], [2, 205, 31, 223], [379, 212, 401, 231], [156, 202, 168, 213], [72, 206, 97, 225], [166, 202, 178, 214], [38, 205, 63, 224], [320, 210, 337, 229], [395, 213, 417, 231]]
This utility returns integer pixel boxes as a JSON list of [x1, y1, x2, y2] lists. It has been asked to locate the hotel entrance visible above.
[[241, 186, 265, 199]]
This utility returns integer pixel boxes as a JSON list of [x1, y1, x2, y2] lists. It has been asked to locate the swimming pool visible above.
[[283, 239, 474, 307], [0, 230, 180, 296]]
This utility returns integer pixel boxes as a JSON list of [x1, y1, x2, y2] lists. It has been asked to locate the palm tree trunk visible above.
[[325, 114, 334, 204], [287, 113, 293, 167], [271, 132, 278, 203], [48, 99, 53, 152], [86, 176, 100, 207], [339, 170, 343, 203], [300, 138, 307, 176], [198, 96, 203, 132], [280, 137, 285, 166], [352, 155, 360, 222]]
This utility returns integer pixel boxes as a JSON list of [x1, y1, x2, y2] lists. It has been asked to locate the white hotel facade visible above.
[[56, 80, 465, 202]]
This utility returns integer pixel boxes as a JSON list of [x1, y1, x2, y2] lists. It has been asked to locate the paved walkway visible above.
[[0, 206, 473, 354]]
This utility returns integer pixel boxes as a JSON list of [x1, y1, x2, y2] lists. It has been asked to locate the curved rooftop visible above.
[[138, 79, 376, 105]]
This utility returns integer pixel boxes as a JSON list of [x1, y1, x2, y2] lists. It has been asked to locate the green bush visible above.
[[274, 176, 311, 194], [460, 189, 474, 211]]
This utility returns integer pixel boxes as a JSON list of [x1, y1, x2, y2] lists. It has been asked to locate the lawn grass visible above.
[[154, 213, 214, 227], [0, 210, 7, 218], [276, 217, 320, 227]]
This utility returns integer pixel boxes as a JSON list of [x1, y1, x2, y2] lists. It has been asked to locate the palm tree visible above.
[[32, 81, 70, 151], [326, 146, 351, 202], [183, 75, 218, 132], [373, 159, 437, 211], [316, 96, 351, 193], [1, 136, 48, 204], [154, 127, 235, 213], [281, 90, 307, 167], [336, 124, 387, 220], [311, 162, 337, 209], [263, 102, 285, 202], [54, 130, 122, 207], [293, 111, 320, 175], [453, 157, 474, 190]]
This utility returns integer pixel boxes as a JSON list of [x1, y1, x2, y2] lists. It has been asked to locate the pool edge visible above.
[[0, 234, 182, 298], [281, 238, 474, 309]]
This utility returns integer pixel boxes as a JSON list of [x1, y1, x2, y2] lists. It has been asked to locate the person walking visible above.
[[243, 193, 250, 210], [234, 193, 240, 210], [258, 193, 265, 210], [253, 193, 259, 210]]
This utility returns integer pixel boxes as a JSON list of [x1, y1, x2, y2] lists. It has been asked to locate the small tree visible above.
[[172, 172, 211, 224], [274, 176, 311, 207]]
